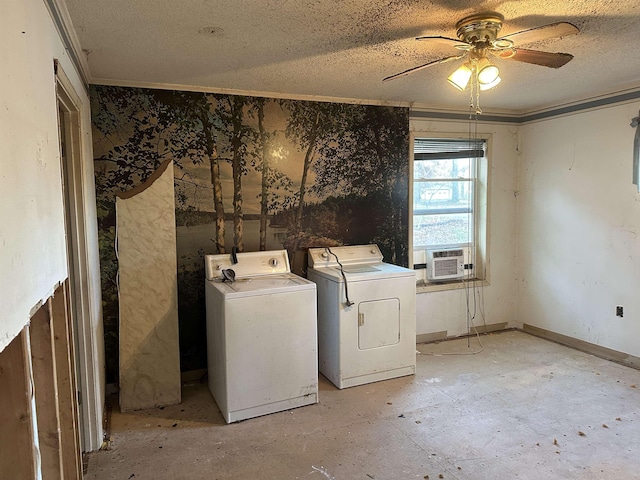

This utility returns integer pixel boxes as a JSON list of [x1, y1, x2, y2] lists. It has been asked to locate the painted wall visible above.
[[1, 0, 104, 450], [410, 117, 520, 337], [1, 0, 64, 349], [517, 102, 640, 357]]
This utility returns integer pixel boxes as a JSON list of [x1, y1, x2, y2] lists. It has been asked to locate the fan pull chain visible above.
[[468, 72, 482, 115]]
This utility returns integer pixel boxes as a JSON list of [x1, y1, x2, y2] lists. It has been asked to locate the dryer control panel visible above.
[[308, 244, 383, 269]]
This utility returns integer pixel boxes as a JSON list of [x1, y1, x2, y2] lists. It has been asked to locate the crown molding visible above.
[[412, 86, 640, 124], [44, 0, 91, 89]]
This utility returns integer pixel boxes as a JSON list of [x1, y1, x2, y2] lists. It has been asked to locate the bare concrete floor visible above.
[[86, 331, 640, 479]]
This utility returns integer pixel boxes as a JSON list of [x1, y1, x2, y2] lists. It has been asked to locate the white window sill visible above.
[[416, 278, 489, 294]]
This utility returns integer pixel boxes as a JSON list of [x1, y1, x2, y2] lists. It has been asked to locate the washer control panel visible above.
[[205, 250, 291, 280]]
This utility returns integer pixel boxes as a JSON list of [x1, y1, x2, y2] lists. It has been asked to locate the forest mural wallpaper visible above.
[[91, 85, 409, 382]]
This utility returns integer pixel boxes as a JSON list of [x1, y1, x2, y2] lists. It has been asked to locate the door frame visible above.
[[56, 62, 103, 451]]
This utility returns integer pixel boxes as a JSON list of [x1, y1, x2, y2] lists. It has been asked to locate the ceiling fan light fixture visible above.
[[479, 76, 501, 90], [447, 62, 472, 90], [476, 57, 500, 85], [384, 12, 579, 110], [492, 39, 514, 49]]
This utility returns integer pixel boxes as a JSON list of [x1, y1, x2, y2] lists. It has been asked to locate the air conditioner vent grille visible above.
[[435, 258, 460, 277], [433, 249, 464, 258]]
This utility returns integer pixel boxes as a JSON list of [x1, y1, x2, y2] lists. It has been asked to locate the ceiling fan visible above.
[[383, 12, 579, 92]]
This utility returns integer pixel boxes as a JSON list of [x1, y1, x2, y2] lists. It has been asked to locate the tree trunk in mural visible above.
[[353, 108, 403, 264], [284, 102, 356, 236], [210, 145, 226, 254], [296, 111, 320, 234], [366, 107, 408, 265], [230, 97, 245, 251], [257, 102, 269, 251], [372, 124, 400, 264], [199, 110, 226, 254], [305, 104, 409, 265]]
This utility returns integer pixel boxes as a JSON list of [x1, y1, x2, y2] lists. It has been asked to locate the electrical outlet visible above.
[[616, 306, 623, 318]]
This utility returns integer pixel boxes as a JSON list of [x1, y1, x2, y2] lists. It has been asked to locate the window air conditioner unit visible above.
[[426, 249, 465, 281]]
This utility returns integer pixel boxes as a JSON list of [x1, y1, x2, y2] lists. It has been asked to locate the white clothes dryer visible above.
[[307, 244, 416, 389], [205, 250, 318, 423]]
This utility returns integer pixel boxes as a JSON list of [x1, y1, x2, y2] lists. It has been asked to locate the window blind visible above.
[[414, 138, 484, 160]]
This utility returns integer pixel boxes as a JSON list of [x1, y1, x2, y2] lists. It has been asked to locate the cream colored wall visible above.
[[410, 117, 520, 337], [516, 102, 640, 357], [2, 0, 64, 350], [1, 0, 104, 450]]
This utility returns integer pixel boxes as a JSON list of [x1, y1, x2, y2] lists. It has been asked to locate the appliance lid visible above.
[[208, 273, 315, 298], [341, 265, 380, 274], [307, 261, 416, 283]]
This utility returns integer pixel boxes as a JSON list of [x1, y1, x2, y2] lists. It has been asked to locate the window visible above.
[[412, 137, 488, 284]]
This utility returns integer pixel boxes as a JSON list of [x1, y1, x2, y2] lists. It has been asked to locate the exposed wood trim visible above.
[[1, 286, 82, 479], [522, 324, 640, 370], [50, 284, 83, 479], [30, 305, 63, 479], [0, 329, 37, 478]]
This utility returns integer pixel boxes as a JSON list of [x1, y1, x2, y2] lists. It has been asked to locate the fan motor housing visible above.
[[456, 13, 504, 45]]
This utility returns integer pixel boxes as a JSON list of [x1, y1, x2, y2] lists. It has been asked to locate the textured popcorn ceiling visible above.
[[64, 0, 640, 113]]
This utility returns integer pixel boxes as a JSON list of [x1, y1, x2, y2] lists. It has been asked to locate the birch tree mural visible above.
[[190, 94, 226, 253], [91, 85, 408, 381], [282, 101, 347, 234]]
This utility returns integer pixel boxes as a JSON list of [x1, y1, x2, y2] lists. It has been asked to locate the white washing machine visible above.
[[307, 244, 416, 389], [204, 249, 318, 423]]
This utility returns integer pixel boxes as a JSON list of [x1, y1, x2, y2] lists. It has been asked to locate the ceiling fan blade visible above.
[[496, 48, 574, 68], [498, 22, 579, 46], [383, 54, 466, 82], [415, 35, 466, 47]]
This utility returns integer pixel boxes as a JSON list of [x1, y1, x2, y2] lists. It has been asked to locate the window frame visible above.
[[410, 133, 490, 290], [413, 161, 476, 250]]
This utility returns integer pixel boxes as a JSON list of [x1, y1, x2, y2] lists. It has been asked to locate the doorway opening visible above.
[[56, 61, 103, 452]]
